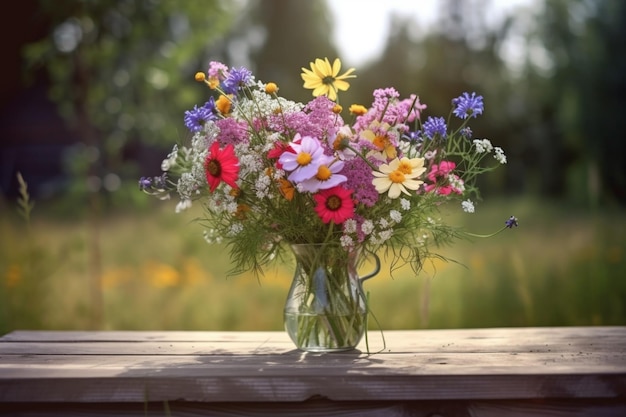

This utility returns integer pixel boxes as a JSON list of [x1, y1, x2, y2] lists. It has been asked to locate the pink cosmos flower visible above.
[[279, 135, 326, 183], [298, 159, 347, 193]]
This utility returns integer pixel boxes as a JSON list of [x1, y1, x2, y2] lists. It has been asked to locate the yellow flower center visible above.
[[316, 165, 332, 181], [389, 170, 406, 184], [372, 135, 387, 150], [296, 152, 312, 166], [398, 160, 413, 175]]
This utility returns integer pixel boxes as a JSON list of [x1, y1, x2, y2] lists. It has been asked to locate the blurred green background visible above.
[[1, 0, 624, 334]]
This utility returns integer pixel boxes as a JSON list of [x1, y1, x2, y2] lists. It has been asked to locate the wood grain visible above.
[[0, 327, 624, 416]]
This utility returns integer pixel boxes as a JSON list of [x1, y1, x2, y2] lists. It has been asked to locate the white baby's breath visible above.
[[494, 147, 507, 164], [473, 138, 493, 154], [462, 199, 475, 213]]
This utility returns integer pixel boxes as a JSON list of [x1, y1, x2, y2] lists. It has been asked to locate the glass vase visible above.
[[283, 243, 380, 352]]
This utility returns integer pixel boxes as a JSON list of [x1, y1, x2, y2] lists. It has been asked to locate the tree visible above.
[[17, 0, 235, 328], [22, 0, 235, 192], [218, 0, 340, 104], [522, 0, 626, 205]]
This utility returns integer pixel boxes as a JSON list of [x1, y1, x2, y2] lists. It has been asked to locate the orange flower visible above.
[[278, 178, 295, 201], [265, 82, 279, 94], [349, 104, 367, 116], [216, 94, 232, 115], [234, 204, 251, 220]]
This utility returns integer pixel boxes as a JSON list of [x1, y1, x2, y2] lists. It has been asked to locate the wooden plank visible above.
[[1, 327, 624, 353], [0, 327, 626, 352], [0, 330, 289, 343], [1, 351, 624, 374], [2, 326, 623, 343], [0, 336, 622, 356], [0, 327, 624, 404], [0, 371, 624, 403], [2, 399, 624, 417]]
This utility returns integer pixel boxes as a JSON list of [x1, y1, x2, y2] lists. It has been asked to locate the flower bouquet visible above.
[[140, 57, 516, 351]]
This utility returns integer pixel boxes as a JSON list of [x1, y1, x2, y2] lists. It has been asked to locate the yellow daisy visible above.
[[372, 157, 426, 199], [301, 58, 356, 101]]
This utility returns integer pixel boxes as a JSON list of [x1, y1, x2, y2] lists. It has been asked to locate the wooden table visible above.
[[0, 327, 625, 416]]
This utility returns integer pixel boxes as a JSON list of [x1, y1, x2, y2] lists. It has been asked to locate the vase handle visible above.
[[359, 251, 381, 284]]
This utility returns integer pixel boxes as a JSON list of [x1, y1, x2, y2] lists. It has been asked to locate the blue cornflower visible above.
[[203, 96, 216, 113], [222, 66, 253, 94], [402, 130, 423, 143], [184, 99, 216, 133], [460, 127, 473, 139], [505, 215, 519, 228], [452, 92, 484, 119], [422, 116, 447, 140]]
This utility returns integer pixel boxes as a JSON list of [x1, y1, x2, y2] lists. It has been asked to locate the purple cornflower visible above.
[[139, 173, 168, 191], [460, 127, 473, 139], [184, 98, 216, 133], [138, 177, 152, 191], [505, 215, 519, 228], [452, 92, 484, 119], [222, 66, 253, 94], [403, 130, 423, 143], [423, 116, 447, 140]]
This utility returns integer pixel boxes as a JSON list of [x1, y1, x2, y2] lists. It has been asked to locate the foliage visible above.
[[23, 0, 234, 147], [1, 197, 623, 334], [520, 0, 626, 205], [18, 0, 237, 213], [0, 175, 60, 331]]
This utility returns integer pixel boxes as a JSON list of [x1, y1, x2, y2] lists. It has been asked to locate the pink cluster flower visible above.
[[424, 161, 464, 195]]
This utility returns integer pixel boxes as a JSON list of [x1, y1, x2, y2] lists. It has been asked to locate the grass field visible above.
[[1, 193, 624, 335]]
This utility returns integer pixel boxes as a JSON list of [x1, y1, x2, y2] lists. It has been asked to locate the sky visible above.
[[327, 0, 538, 67]]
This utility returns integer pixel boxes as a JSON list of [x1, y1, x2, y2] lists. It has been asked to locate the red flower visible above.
[[267, 142, 290, 159], [314, 186, 354, 224], [204, 142, 239, 192]]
